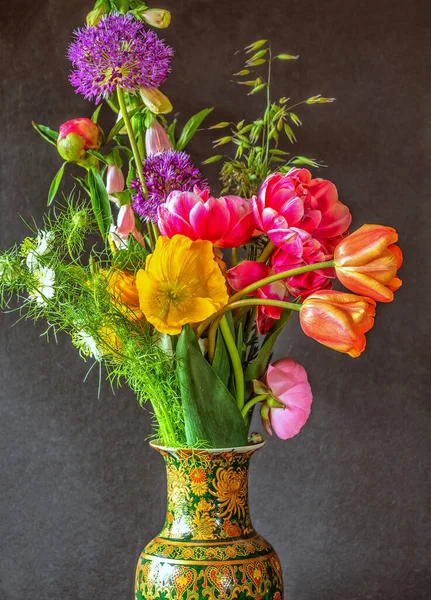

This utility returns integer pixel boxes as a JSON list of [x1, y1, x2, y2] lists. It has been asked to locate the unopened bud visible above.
[[141, 8, 171, 29], [57, 118, 103, 162], [145, 119, 172, 155], [106, 165, 125, 195], [139, 87, 173, 115], [260, 403, 272, 436], [86, 6, 106, 27]]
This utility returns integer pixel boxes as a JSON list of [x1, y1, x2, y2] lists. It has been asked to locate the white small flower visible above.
[[73, 330, 102, 361], [26, 230, 55, 271], [29, 266, 55, 305]]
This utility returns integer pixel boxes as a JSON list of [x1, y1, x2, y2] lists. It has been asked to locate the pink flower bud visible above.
[[57, 118, 103, 162], [106, 165, 125, 196], [141, 9, 171, 29], [145, 120, 172, 156]]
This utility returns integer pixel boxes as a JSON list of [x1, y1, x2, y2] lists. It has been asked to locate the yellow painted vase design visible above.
[[135, 441, 283, 600]]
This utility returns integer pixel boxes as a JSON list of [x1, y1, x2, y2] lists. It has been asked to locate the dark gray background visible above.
[[1, 0, 430, 598]]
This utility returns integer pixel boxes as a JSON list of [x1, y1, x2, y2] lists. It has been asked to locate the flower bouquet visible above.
[[1, 1, 403, 598]]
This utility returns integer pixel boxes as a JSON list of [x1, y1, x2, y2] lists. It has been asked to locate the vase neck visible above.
[[154, 446, 261, 542]]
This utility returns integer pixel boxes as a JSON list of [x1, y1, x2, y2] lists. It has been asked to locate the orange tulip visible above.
[[334, 224, 403, 302], [299, 290, 376, 358]]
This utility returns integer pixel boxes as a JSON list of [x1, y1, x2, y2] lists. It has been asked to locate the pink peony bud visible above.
[[262, 357, 313, 439], [57, 118, 103, 162], [141, 8, 171, 29], [145, 119, 172, 155]]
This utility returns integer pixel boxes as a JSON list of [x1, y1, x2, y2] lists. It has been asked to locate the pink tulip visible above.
[[226, 261, 289, 334], [253, 168, 351, 251], [157, 188, 256, 248], [145, 119, 172, 155], [262, 357, 313, 439], [110, 203, 145, 249], [271, 235, 333, 299]]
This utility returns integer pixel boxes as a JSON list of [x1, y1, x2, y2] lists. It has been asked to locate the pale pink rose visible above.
[[158, 188, 256, 248], [145, 119, 172, 155], [263, 357, 313, 439]]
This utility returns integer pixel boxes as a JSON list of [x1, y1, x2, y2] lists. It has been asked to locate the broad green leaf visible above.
[[212, 330, 231, 388], [32, 121, 58, 146], [202, 155, 223, 165], [87, 167, 112, 238], [245, 39, 267, 53], [275, 54, 299, 60], [176, 325, 248, 448], [47, 162, 66, 206], [176, 107, 214, 151], [91, 104, 103, 123], [245, 309, 293, 383], [87, 149, 109, 164]]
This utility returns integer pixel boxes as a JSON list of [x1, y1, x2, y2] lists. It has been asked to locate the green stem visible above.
[[241, 394, 267, 419], [219, 315, 245, 410], [197, 298, 301, 338], [257, 240, 276, 263], [116, 88, 147, 194], [264, 46, 272, 170], [230, 259, 335, 304], [232, 247, 238, 267]]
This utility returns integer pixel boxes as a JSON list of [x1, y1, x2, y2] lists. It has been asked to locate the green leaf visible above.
[[91, 104, 103, 123], [248, 83, 267, 95], [87, 149, 109, 164], [110, 190, 132, 206], [275, 53, 299, 60], [245, 310, 293, 383], [202, 155, 223, 165], [32, 121, 58, 146], [167, 118, 177, 148], [245, 39, 267, 53], [212, 331, 231, 388], [72, 174, 90, 194], [209, 122, 230, 129], [106, 106, 140, 142], [176, 107, 214, 151], [213, 136, 233, 147], [87, 167, 112, 238], [47, 162, 66, 206], [126, 157, 137, 188], [176, 325, 248, 448], [246, 59, 267, 67], [305, 95, 335, 104], [284, 123, 297, 143]]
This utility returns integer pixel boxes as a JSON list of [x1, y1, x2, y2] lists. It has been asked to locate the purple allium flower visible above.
[[68, 13, 173, 103], [131, 151, 207, 221]]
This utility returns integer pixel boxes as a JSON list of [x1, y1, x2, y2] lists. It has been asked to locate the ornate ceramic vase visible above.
[[135, 441, 283, 600]]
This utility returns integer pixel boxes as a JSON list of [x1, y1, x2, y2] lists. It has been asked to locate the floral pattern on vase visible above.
[[135, 441, 283, 599]]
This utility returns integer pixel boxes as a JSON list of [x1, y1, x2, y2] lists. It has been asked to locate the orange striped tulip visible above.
[[300, 290, 376, 358], [334, 224, 403, 302]]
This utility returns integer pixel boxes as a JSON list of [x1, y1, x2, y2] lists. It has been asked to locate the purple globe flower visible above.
[[68, 13, 173, 103], [131, 151, 207, 222]]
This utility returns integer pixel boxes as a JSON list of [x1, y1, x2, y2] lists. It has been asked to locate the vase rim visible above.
[[150, 439, 265, 455]]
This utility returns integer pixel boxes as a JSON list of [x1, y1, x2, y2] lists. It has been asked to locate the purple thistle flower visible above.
[[131, 151, 207, 222], [68, 13, 173, 103]]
